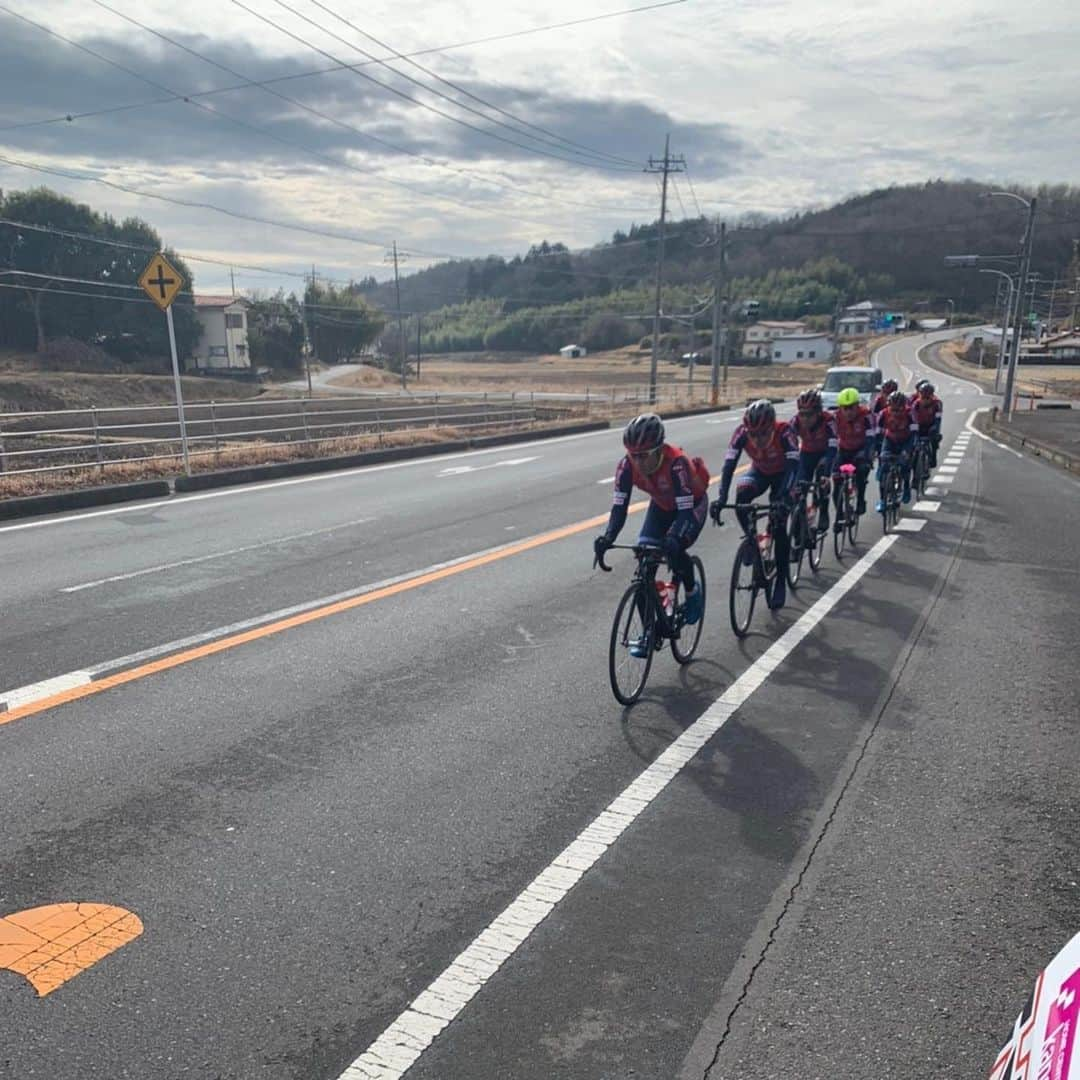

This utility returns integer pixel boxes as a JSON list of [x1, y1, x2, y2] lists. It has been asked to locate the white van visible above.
[[820, 366, 883, 408]]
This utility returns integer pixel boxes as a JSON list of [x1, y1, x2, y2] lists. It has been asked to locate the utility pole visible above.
[[1047, 276, 1058, 335], [710, 220, 726, 406], [416, 316, 422, 381], [1003, 197, 1037, 420], [304, 265, 315, 396], [645, 134, 684, 405], [387, 241, 408, 390], [229, 267, 236, 298]]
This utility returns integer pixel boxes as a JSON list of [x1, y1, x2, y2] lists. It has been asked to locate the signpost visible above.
[[138, 253, 190, 475]]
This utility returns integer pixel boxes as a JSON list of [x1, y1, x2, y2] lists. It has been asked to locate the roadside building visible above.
[[742, 320, 807, 359], [559, 343, 586, 358], [1044, 334, 1080, 362], [191, 295, 251, 371], [770, 333, 834, 364]]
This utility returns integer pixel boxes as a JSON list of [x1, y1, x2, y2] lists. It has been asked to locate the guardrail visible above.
[[0, 393, 542, 479]]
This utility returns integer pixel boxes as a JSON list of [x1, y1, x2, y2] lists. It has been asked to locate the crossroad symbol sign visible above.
[[138, 252, 184, 311]]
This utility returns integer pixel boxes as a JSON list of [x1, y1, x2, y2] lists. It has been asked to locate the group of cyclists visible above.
[[593, 376, 943, 633]]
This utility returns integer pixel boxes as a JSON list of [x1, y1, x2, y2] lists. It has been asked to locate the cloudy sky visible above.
[[0, 0, 1077, 294]]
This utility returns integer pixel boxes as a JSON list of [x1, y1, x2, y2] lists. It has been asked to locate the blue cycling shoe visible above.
[[769, 576, 786, 611], [682, 584, 703, 625], [875, 499, 884, 513], [902, 488, 912, 504], [628, 636, 650, 659]]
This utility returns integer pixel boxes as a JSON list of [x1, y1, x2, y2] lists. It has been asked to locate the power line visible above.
[[0, 0, 685, 138], [0, 5, 643, 232], [228, 0, 641, 172], [296, 0, 642, 169], [75, 0, 653, 214]]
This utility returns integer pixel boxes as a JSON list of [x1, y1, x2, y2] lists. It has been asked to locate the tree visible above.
[[0, 187, 199, 362], [304, 280, 385, 364], [248, 291, 305, 371]]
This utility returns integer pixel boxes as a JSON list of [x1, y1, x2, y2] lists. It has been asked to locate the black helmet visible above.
[[915, 378, 930, 391], [743, 399, 776, 432], [797, 387, 822, 411], [623, 412, 665, 452], [888, 389, 908, 409], [881, 378, 898, 395], [918, 381, 935, 396]]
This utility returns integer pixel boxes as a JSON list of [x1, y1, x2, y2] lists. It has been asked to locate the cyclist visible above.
[[876, 389, 918, 509], [832, 387, 876, 525], [789, 387, 837, 534], [710, 399, 799, 611], [910, 380, 943, 468], [594, 413, 709, 651], [871, 378, 899, 416]]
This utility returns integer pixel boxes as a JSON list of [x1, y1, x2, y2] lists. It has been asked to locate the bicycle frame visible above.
[[596, 543, 680, 641]]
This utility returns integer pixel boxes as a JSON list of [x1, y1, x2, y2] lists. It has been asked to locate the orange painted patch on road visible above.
[[0, 903, 143, 997], [1, 472, 739, 728]]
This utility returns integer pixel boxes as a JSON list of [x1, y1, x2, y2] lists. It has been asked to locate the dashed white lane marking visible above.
[[955, 407, 968, 412], [893, 518, 927, 532], [937, 464, 959, 474], [0, 671, 92, 712], [60, 517, 374, 592], [925, 486, 944, 496], [341, 533, 902, 1080], [912, 500, 941, 512], [931, 475, 955, 484], [597, 477, 615, 484], [438, 457, 539, 477]]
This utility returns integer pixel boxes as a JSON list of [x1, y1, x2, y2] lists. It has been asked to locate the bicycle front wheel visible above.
[[787, 503, 805, 589], [729, 540, 758, 638], [609, 584, 654, 706], [807, 489, 825, 572], [672, 556, 706, 664], [834, 489, 849, 559]]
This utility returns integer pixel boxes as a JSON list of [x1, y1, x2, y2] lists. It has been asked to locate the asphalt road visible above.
[[2, 331, 1077, 1080]]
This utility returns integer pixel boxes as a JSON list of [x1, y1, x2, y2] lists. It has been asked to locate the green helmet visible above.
[[836, 387, 860, 407]]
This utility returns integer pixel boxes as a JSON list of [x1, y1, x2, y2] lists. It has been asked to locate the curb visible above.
[[977, 410, 1079, 474], [0, 480, 172, 522]]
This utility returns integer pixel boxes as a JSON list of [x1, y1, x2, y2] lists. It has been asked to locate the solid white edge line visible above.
[[0, 410, 745, 537], [914, 333, 987, 396], [340, 533, 901, 1080], [964, 407, 1023, 458]]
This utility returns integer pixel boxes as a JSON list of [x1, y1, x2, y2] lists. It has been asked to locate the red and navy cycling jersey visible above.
[[910, 394, 943, 432], [834, 405, 877, 451], [789, 410, 838, 455], [871, 392, 891, 415], [604, 443, 709, 541], [879, 404, 918, 446], [724, 420, 800, 476]]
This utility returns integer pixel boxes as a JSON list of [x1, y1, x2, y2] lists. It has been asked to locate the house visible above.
[[742, 320, 807, 359], [559, 343, 586, 358], [837, 314, 873, 337], [770, 333, 834, 364], [840, 300, 905, 336], [191, 295, 251, 370], [1044, 334, 1080, 362]]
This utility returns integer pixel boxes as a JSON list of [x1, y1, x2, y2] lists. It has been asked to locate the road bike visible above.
[[596, 543, 706, 706], [880, 455, 904, 533], [832, 463, 861, 559], [911, 435, 933, 497], [714, 502, 786, 638], [787, 469, 828, 588]]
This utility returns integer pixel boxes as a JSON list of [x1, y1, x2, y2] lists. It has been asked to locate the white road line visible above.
[[955, 407, 968, 413], [596, 477, 615, 485], [0, 671, 92, 712], [438, 457, 539, 477], [912, 501, 941, 512], [931, 475, 955, 484], [893, 518, 927, 532], [925, 486, 944, 496], [937, 465, 959, 474], [963, 408, 1024, 458], [59, 517, 374, 593], [914, 337, 987, 396], [341, 533, 902, 1080]]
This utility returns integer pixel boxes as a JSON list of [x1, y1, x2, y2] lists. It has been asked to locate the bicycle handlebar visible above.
[[593, 541, 664, 573]]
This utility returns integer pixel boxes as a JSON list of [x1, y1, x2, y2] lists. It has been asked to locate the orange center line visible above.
[[2, 472, 742, 727]]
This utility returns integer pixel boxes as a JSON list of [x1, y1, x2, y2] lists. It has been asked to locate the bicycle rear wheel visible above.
[[608, 584, 654, 706], [787, 502, 806, 588], [671, 556, 706, 664], [729, 540, 758, 638]]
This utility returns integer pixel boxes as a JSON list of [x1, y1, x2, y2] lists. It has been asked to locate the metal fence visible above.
[[0, 393, 545, 479]]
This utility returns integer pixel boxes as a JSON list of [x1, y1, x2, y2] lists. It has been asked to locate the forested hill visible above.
[[359, 180, 1080, 315]]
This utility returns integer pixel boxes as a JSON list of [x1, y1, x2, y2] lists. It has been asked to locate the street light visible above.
[[977, 268, 1017, 392], [986, 191, 1038, 419]]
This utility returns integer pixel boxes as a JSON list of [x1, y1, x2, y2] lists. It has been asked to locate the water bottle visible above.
[[655, 578, 676, 616]]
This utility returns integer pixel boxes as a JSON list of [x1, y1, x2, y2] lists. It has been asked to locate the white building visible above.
[[559, 343, 586, 358], [770, 333, 834, 364], [742, 320, 807, 359], [837, 313, 873, 337], [192, 295, 251, 370]]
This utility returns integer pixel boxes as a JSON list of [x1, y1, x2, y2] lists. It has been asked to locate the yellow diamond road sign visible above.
[[138, 252, 184, 311]]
